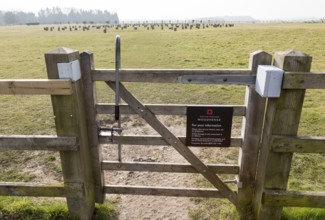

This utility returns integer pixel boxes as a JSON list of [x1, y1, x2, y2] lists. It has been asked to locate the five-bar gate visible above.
[[80, 47, 273, 218]]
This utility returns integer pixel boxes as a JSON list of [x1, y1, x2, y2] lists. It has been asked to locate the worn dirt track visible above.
[[102, 115, 240, 219]]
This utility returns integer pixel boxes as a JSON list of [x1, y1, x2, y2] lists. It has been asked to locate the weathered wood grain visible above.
[[45, 48, 95, 220], [0, 135, 78, 151], [104, 185, 232, 198], [102, 161, 239, 174], [271, 135, 325, 153], [80, 51, 105, 203], [254, 50, 312, 219], [282, 72, 325, 89], [0, 182, 83, 198], [93, 69, 252, 83], [96, 103, 246, 116], [180, 75, 256, 85], [0, 79, 72, 95], [99, 134, 242, 147], [263, 190, 325, 208], [237, 50, 272, 219]]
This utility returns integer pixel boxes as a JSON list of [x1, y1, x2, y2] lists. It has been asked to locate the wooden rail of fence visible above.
[[1, 48, 325, 220], [252, 50, 325, 220], [0, 130, 87, 213], [0, 48, 95, 220], [0, 79, 73, 95], [0, 135, 78, 151], [0, 77, 80, 203]]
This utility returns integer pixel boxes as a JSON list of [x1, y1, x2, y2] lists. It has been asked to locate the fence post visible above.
[[237, 50, 272, 219], [80, 51, 105, 203], [45, 47, 95, 219], [253, 50, 312, 219]]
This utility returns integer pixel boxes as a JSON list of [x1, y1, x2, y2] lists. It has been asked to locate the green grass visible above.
[[1, 23, 325, 219], [0, 196, 119, 220], [282, 208, 325, 220]]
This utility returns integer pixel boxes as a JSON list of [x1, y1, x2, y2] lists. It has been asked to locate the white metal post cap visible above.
[[255, 65, 284, 98], [57, 60, 81, 82]]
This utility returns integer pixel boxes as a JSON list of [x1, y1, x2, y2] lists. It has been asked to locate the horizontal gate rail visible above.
[[263, 190, 325, 208], [96, 103, 246, 116], [0, 182, 83, 198], [93, 69, 253, 84], [271, 135, 325, 153], [99, 134, 242, 147], [0, 79, 73, 95], [104, 185, 234, 198], [102, 161, 239, 174], [180, 75, 255, 85], [93, 69, 325, 88], [0, 135, 78, 151]]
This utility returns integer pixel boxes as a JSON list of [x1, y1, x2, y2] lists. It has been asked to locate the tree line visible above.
[[0, 7, 119, 25]]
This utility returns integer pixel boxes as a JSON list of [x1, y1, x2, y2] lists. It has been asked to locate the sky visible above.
[[1, 0, 324, 21]]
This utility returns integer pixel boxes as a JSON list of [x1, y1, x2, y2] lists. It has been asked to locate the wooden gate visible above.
[[1, 46, 324, 219], [79, 43, 273, 217]]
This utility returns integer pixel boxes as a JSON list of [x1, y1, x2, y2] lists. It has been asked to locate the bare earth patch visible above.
[[102, 115, 241, 219]]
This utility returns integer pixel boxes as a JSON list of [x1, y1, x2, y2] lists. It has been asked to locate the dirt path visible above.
[[101, 115, 241, 219], [102, 116, 198, 219], [107, 146, 197, 219]]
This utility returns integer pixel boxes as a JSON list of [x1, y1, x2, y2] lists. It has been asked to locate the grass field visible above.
[[1, 23, 325, 219]]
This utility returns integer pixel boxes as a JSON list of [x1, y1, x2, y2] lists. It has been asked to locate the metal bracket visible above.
[[98, 126, 123, 144]]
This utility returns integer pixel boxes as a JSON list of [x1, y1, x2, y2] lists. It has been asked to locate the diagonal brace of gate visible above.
[[106, 81, 237, 205]]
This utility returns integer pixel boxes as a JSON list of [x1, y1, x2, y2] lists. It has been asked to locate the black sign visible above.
[[186, 106, 233, 147]]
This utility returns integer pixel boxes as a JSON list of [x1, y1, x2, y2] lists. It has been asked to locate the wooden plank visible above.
[[254, 50, 312, 219], [93, 69, 252, 83], [99, 134, 242, 147], [104, 185, 230, 198], [237, 50, 272, 218], [272, 135, 325, 153], [102, 161, 239, 174], [45, 47, 95, 219], [0, 135, 78, 151], [80, 51, 105, 203], [283, 72, 325, 89], [263, 190, 325, 208], [0, 79, 72, 95], [106, 81, 237, 204], [96, 103, 246, 116], [0, 182, 83, 198], [180, 75, 256, 85], [253, 98, 278, 219]]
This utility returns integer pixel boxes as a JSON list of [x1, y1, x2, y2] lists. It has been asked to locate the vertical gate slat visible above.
[[80, 51, 105, 203]]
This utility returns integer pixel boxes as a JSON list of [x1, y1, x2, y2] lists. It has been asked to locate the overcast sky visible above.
[[2, 0, 324, 21]]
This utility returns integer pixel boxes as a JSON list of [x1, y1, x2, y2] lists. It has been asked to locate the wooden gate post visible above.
[[253, 50, 312, 219], [80, 51, 105, 203], [237, 50, 272, 219], [45, 48, 95, 220]]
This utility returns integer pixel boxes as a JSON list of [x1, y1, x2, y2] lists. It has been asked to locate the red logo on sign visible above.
[[207, 109, 214, 115]]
